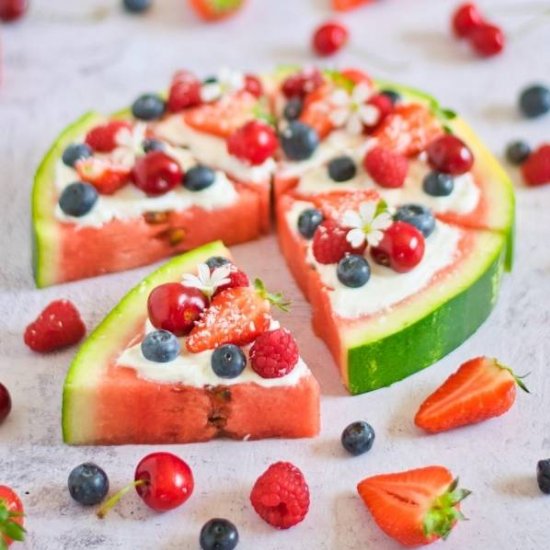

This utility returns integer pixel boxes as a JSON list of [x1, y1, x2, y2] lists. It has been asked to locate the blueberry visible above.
[[211, 345, 246, 379], [123, 0, 152, 13], [200, 518, 239, 550], [62, 143, 92, 168], [280, 121, 319, 161], [337, 255, 371, 288], [537, 459, 550, 495], [328, 155, 357, 182], [142, 138, 166, 153], [68, 463, 109, 506], [380, 89, 401, 104], [131, 93, 166, 121], [341, 421, 375, 456], [422, 171, 454, 197], [59, 182, 98, 217], [519, 84, 550, 119], [206, 256, 231, 270], [284, 97, 303, 121], [394, 204, 436, 238], [297, 208, 324, 239], [505, 140, 531, 165], [141, 330, 180, 363], [183, 165, 216, 191]]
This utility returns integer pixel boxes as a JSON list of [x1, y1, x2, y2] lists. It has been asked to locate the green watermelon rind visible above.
[[62, 240, 230, 444]]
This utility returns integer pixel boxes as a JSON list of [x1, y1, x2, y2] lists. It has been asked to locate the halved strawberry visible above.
[[332, 0, 373, 11], [76, 158, 131, 195], [299, 84, 335, 139], [85, 120, 131, 153], [357, 466, 470, 547], [188, 0, 245, 21], [312, 189, 380, 225], [414, 356, 529, 433]]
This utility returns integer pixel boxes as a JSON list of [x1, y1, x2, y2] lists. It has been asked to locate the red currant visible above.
[[0, 0, 28, 22], [0, 383, 12, 425], [167, 70, 202, 113], [281, 68, 325, 99], [227, 120, 278, 166], [371, 222, 425, 273], [312, 21, 349, 57], [85, 120, 131, 153], [452, 3, 484, 38], [133, 151, 182, 196], [147, 283, 207, 336], [426, 135, 474, 175], [244, 74, 263, 98], [469, 23, 505, 57]]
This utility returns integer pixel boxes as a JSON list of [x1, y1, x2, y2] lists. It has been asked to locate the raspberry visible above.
[[213, 266, 250, 296], [85, 120, 131, 153], [24, 300, 86, 353], [312, 220, 366, 264], [522, 144, 550, 187], [250, 328, 299, 378], [364, 146, 409, 188], [250, 462, 310, 529]]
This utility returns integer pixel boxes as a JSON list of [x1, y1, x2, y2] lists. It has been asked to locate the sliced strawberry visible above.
[[85, 120, 131, 153], [311, 189, 380, 225], [76, 158, 131, 195], [332, 0, 373, 11], [415, 356, 528, 433], [188, 0, 245, 21], [299, 84, 335, 139], [357, 466, 470, 547]]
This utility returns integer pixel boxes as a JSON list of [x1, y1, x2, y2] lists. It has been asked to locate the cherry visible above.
[[469, 23, 505, 57], [244, 74, 263, 98], [426, 135, 474, 175], [281, 68, 325, 99], [133, 151, 182, 196], [452, 3, 484, 38], [0, 0, 28, 22], [312, 21, 349, 57], [167, 70, 202, 113], [0, 383, 12, 425], [227, 120, 278, 166], [371, 221, 425, 273], [147, 283, 208, 336]]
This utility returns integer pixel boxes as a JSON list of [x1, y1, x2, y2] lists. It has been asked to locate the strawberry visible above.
[[312, 220, 366, 264], [281, 68, 325, 100], [188, 0, 245, 21], [185, 280, 289, 353], [24, 300, 86, 353], [312, 189, 380, 225], [415, 356, 528, 433], [85, 120, 131, 153], [521, 144, 550, 187], [357, 466, 470, 547], [332, 0, 374, 11], [183, 91, 258, 138], [299, 84, 335, 139], [0, 485, 25, 547], [76, 158, 131, 195]]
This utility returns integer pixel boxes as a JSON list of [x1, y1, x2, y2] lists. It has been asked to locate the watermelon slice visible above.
[[62, 241, 320, 445]]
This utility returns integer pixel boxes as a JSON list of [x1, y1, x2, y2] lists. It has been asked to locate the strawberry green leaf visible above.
[[323, 69, 355, 93], [496, 361, 530, 393], [254, 279, 291, 312]]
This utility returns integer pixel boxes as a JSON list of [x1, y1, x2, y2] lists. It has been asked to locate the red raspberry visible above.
[[522, 144, 550, 187], [167, 70, 202, 113], [250, 328, 299, 379], [364, 146, 409, 188], [244, 74, 264, 98], [85, 120, 131, 153], [213, 265, 250, 296], [24, 300, 86, 353], [282, 68, 325, 99], [250, 462, 310, 529], [312, 220, 366, 264]]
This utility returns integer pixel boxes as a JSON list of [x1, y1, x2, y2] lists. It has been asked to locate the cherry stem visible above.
[[97, 479, 146, 519]]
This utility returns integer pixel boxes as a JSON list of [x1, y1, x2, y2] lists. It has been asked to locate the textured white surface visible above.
[[1, 1, 549, 548]]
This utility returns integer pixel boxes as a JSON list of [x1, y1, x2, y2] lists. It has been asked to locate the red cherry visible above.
[[281, 68, 325, 99], [244, 74, 263, 98], [522, 144, 550, 187], [452, 3, 484, 38], [134, 453, 194, 512], [0, 0, 28, 22], [312, 21, 349, 57], [426, 135, 474, 175], [0, 383, 12, 425], [133, 151, 182, 196], [371, 221, 425, 273], [469, 23, 505, 57], [85, 121, 131, 153], [227, 120, 278, 166], [148, 283, 208, 336], [167, 70, 202, 113]]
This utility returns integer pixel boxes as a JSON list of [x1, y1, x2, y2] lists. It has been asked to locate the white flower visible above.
[[200, 68, 245, 103], [343, 201, 393, 248], [329, 83, 380, 135], [182, 263, 231, 298], [111, 123, 148, 169]]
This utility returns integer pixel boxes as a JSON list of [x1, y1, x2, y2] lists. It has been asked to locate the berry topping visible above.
[[76, 158, 131, 195], [227, 120, 278, 166], [211, 344, 247, 379], [312, 21, 349, 57], [519, 84, 550, 119], [505, 140, 531, 165], [341, 420, 375, 456], [24, 300, 86, 353], [297, 208, 324, 239], [337, 254, 371, 288], [452, 3, 484, 38], [68, 463, 110, 506], [189, 0, 244, 21], [0, 383, 12, 426], [148, 283, 207, 337], [423, 170, 454, 196], [537, 460, 550, 495], [244, 74, 264, 98], [205, 256, 231, 270], [281, 68, 324, 99], [142, 138, 166, 153], [250, 462, 310, 529], [394, 203, 436, 238], [0, 0, 28, 21], [364, 146, 409, 188], [380, 89, 401, 105], [521, 144, 550, 186], [123, 0, 152, 13], [133, 151, 182, 196], [312, 220, 366, 264], [371, 221, 425, 273], [131, 93, 166, 121], [59, 182, 99, 217], [469, 23, 505, 57], [328, 155, 357, 182], [250, 328, 299, 379], [213, 265, 250, 296], [364, 93, 394, 129], [200, 518, 239, 550], [284, 97, 304, 121], [62, 143, 92, 168], [0, 485, 25, 547], [280, 121, 320, 161], [426, 135, 474, 175], [141, 330, 181, 363], [167, 70, 202, 113], [85, 120, 131, 153], [183, 165, 217, 191]]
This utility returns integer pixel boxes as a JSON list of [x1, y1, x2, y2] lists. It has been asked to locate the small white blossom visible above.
[[329, 83, 380, 135], [200, 68, 245, 103], [112, 123, 148, 169], [182, 263, 231, 298], [343, 201, 393, 248]]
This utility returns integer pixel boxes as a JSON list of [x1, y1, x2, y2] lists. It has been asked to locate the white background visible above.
[[1, 0, 549, 548]]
